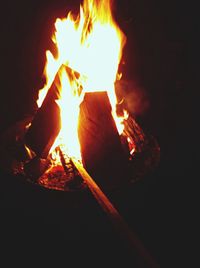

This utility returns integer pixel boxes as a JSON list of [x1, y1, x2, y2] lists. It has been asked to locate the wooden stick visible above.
[[72, 158, 159, 268]]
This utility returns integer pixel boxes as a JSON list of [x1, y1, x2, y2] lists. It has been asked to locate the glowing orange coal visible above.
[[37, 0, 127, 161]]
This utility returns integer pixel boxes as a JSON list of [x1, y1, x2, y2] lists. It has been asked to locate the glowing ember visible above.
[[37, 0, 127, 161]]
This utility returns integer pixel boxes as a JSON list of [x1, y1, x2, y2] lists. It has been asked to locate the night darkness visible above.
[[0, 0, 197, 267]]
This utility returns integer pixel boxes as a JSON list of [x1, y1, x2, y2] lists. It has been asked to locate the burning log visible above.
[[123, 116, 160, 181], [58, 146, 84, 190], [24, 68, 62, 158], [78, 92, 129, 190], [123, 116, 146, 153]]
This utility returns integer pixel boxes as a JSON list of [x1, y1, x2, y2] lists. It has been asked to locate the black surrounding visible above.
[[0, 0, 197, 267]]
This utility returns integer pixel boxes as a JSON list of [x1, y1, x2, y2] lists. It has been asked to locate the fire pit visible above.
[[0, 106, 159, 192], [0, 0, 160, 192], [0, 110, 160, 267]]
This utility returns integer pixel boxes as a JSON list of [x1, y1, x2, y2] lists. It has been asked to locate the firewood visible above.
[[24, 65, 81, 159], [24, 68, 62, 158], [123, 116, 146, 153], [78, 92, 129, 190]]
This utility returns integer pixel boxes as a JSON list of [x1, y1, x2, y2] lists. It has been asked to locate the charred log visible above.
[[24, 69, 62, 158], [58, 147, 84, 190], [123, 116, 160, 180], [123, 116, 146, 153]]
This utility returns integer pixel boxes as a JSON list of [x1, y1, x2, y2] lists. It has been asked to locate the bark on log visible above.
[[78, 92, 129, 190]]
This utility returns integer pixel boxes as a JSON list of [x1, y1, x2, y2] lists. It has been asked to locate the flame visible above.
[[37, 0, 127, 160]]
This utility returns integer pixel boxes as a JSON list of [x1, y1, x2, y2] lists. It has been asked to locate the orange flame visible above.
[[37, 0, 127, 160]]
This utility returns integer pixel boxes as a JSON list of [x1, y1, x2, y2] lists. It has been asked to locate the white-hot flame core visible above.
[[37, 0, 127, 160]]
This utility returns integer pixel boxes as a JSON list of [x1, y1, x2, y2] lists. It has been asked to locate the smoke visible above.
[[115, 80, 150, 117]]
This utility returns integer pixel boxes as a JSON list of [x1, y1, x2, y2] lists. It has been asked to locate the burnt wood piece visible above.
[[58, 147, 84, 190], [123, 116, 146, 153], [24, 68, 63, 158], [78, 92, 129, 190]]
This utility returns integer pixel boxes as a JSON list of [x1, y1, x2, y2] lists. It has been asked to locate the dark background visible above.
[[0, 0, 197, 267]]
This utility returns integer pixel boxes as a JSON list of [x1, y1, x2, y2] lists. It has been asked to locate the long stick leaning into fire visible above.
[[58, 146, 159, 268]]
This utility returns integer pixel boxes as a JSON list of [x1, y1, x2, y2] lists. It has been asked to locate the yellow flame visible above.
[[37, 0, 127, 160]]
